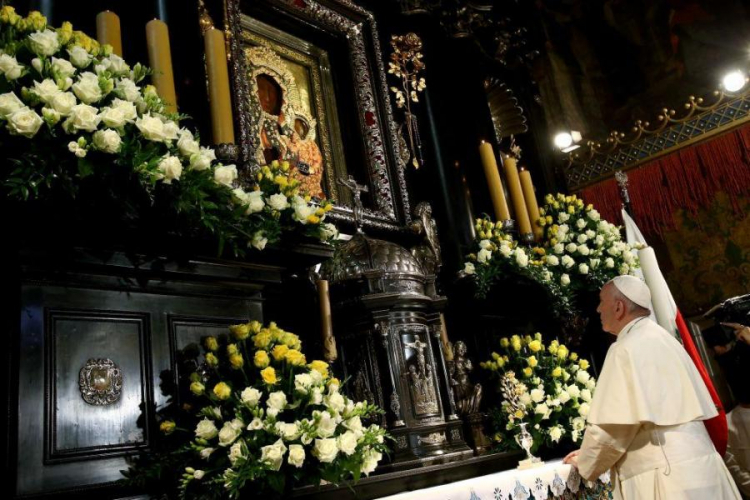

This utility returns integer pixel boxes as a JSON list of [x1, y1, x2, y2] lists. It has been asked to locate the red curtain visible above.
[[580, 125, 750, 236]]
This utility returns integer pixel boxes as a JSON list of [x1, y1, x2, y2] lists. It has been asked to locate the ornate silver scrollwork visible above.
[[404, 337, 439, 415], [79, 358, 123, 406], [418, 432, 447, 446]]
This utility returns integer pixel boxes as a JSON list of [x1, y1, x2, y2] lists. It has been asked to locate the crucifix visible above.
[[404, 338, 428, 376], [338, 175, 368, 232]]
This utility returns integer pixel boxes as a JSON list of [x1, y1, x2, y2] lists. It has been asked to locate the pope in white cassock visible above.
[[563, 275, 741, 499]]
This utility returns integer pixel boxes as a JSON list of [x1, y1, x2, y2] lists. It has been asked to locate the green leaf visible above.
[[77, 158, 94, 178]]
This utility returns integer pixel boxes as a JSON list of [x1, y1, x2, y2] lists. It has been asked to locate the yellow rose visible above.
[[57, 21, 73, 44], [499, 338, 509, 348], [159, 420, 176, 435], [284, 333, 302, 350], [254, 350, 269, 369], [253, 330, 272, 349], [25, 10, 47, 31], [213, 382, 231, 400], [514, 409, 524, 419], [527, 356, 538, 368], [309, 360, 329, 379], [274, 175, 289, 187], [579, 359, 590, 370], [528, 340, 542, 353], [307, 214, 321, 224], [511, 339, 522, 352], [272, 344, 289, 361], [205, 352, 218, 367], [567, 206, 575, 214], [497, 358, 506, 368], [285, 349, 307, 366], [227, 343, 239, 355], [248, 320, 262, 334], [570, 352, 579, 362], [204, 336, 219, 352], [190, 381, 205, 395], [552, 367, 562, 378], [261, 366, 277, 385], [229, 323, 251, 340], [229, 353, 244, 369], [328, 377, 341, 388], [557, 346, 569, 360], [522, 367, 533, 377]]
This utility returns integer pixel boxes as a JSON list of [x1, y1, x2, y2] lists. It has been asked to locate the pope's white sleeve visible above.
[[724, 448, 750, 496], [577, 423, 640, 481]]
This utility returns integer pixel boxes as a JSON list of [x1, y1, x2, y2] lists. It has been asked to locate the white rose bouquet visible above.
[[0, 6, 336, 257], [463, 193, 639, 318], [480, 332, 596, 454], [123, 320, 388, 498]]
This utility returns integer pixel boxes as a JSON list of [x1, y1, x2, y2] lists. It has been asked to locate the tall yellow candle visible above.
[[479, 141, 511, 221], [145, 19, 177, 114], [519, 167, 543, 241], [316, 280, 337, 362], [204, 27, 235, 144], [503, 155, 532, 238], [96, 11, 122, 57]]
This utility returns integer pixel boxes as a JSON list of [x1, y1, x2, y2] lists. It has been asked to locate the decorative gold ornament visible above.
[[79, 358, 123, 406]]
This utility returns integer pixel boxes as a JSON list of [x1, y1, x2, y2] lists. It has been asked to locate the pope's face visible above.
[[596, 284, 618, 334]]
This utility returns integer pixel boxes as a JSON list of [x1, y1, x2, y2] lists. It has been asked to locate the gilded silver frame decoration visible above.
[[224, 0, 411, 231], [78, 358, 123, 406]]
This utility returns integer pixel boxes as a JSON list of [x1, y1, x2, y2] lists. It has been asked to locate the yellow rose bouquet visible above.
[[123, 320, 388, 498], [480, 332, 596, 454]]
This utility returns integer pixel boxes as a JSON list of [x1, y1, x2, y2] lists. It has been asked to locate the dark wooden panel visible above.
[[47, 310, 150, 462]]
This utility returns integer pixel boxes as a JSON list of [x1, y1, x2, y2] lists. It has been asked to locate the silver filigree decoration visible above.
[[418, 432, 447, 445], [79, 358, 123, 406]]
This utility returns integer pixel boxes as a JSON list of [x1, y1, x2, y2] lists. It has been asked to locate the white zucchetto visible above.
[[608, 275, 652, 309]]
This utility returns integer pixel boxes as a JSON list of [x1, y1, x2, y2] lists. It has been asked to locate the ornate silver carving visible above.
[[79, 358, 122, 406], [390, 392, 401, 415], [215, 143, 240, 163], [418, 432, 446, 446], [396, 435, 408, 449], [451, 427, 461, 441], [404, 337, 439, 415]]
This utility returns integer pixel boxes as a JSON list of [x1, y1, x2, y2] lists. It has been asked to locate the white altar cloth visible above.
[[377, 459, 610, 500]]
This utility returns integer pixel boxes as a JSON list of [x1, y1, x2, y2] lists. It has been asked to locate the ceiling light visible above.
[[554, 132, 573, 149], [722, 70, 746, 92]]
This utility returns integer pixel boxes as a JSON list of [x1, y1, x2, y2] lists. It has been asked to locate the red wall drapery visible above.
[[580, 124, 750, 236]]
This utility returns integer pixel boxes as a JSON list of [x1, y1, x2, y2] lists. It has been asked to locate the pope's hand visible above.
[[722, 322, 750, 345], [563, 449, 580, 468]]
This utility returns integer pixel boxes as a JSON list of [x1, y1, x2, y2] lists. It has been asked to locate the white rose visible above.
[[72, 72, 103, 104], [42, 107, 61, 125], [587, 379, 596, 390], [267, 391, 288, 412], [623, 250, 635, 264], [576, 370, 591, 384], [92, 129, 122, 153], [193, 470, 205, 480], [156, 155, 182, 184], [195, 418, 218, 440], [595, 235, 605, 246], [28, 30, 60, 56], [561, 255, 575, 268], [240, 387, 262, 407], [229, 441, 246, 466], [580, 389, 592, 402], [7, 107, 43, 138], [535, 403, 550, 419], [362, 449, 382, 476], [477, 248, 492, 263], [260, 439, 287, 471], [295, 373, 313, 394], [578, 402, 591, 417], [49, 92, 77, 116], [561, 273, 570, 286], [576, 218, 586, 229], [553, 243, 565, 254], [288, 444, 305, 468], [479, 239, 492, 250], [293, 201, 316, 223], [558, 390, 571, 404], [189, 147, 216, 171], [32, 79, 61, 103], [464, 262, 475, 275], [67, 46, 92, 68], [565, 243, 578, 253], [214, 164, 238, 187], [604, 257, 615, 268], [249, 231, 267, 250], [325, 392, 346, 414], [0, 53, 24, 80], [311, 386, 323, 405], [31, 57, 43, 74], [115, 77, 140, 101], [549, 426, 563, 443], [571, 416, 586, 431], [519, 392, 532, 407], [559, 224, 570, 234], [136, 113, 168, 141], [0, 92, 25, 117], [344, 416, 364, 438], [247, 190, 265, 214], [578, 244, 590, 256], [316, 411, 337, 438], [578, 263, 589, 274], [247, 417, 264, 431], [558, 212, 570, 223], [530, 388, 545, 403], [275, 421, 300, 441], [268, 193, 290, 211], [218, 419, 243, 447], [499, 244, 512, 257], [566, 384, 581, 398], [588, 209, 600, 221], [546, 255, 559, 266], [107, 54, 130, 75], [50, 56, 76, 78], [99, 100, 136, 128], [590, 258, 601, 269], [200, 447, 215, 460], [337, 430, 358, 456], [321, 222, 339, 240], [585, 229, 596, 238], [515, 248, 529, 267], [162, 120, 179, 141], [177, 134, 200, 158], [313, 437, 339, 463], [63, 103, 101, 133]]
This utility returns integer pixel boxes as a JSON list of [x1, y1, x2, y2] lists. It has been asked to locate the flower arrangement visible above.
[[463, 193, 640, 317], [123, 320, 388, 499], [0, 6, 336, 256], [480, 332, 596, 453]]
